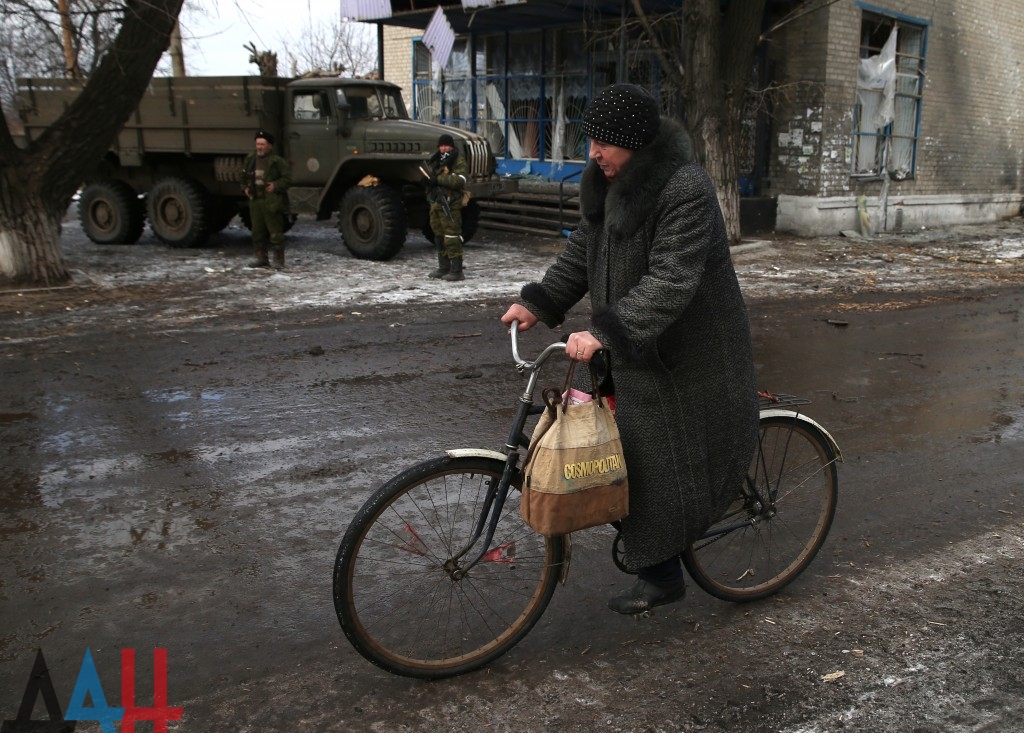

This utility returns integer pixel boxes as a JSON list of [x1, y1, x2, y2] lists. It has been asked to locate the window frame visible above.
[[851, 5, 928, 181]]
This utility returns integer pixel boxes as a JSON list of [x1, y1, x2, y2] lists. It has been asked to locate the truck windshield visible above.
[[377, 88, 408, 119], [337, 87, 408, 120]]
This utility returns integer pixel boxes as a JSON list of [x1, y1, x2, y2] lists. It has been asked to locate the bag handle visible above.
[[544, 356, 610, 415], [527, 354, 612, 466]]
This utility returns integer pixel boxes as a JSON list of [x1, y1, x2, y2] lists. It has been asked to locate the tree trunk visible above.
[[720, 0, 768, 243], [0, 0, 184, 287], [683, 1, 733, 239], [0, 167, 68, 285], [683, 0, 767, 244]]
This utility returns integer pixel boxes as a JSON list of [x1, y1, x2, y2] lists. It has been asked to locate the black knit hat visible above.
[[254, 130, 275, 145], [438, 133, 455, 147], [582, 84, 660, 150]]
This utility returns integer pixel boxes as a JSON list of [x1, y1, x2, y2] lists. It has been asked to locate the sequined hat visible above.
[[582, 84, 660, 150]]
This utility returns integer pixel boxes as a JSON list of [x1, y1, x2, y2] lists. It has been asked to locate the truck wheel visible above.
[[338, 185, 407, 261], [420, 199, 481, 246], [147, 177, 210, 247], [79, 181, 145, 244]]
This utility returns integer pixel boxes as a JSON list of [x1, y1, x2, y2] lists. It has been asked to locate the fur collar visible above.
[[579, 117, 695, 239]]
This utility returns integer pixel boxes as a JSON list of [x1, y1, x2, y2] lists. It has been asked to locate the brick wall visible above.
[[765, 6, 831, 196], [382, 27, 419, 112], [768, 0, 1024, 202], [912, 0, 1024, 196]]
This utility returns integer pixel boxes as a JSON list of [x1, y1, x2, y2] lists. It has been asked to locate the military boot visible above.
[[272, 249, 285, 270], [442, 257, 465, 282], [428, 252, 450, 279], [247, 249, 270, 268]]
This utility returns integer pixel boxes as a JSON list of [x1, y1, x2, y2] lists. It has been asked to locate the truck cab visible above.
[[281, 77, 504, 259]]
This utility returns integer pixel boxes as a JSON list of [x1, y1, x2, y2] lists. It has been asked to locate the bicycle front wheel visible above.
[[682, 415, 838, 602], [333, 455, 566, 679]]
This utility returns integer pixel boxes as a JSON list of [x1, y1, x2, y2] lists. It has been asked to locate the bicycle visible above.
[[332, 323, 842, 679]]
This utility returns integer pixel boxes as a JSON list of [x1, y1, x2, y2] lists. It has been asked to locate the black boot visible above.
[[272, 248, 285, 270], [247, 249, 270, 268], [442, 256, 465, 282], [428, 252, 450, 279], [607, 577, 685, 615]]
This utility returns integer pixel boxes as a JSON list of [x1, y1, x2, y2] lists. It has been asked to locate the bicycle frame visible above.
[[447, 330, 845, 577], [446, 323, 565, 578]]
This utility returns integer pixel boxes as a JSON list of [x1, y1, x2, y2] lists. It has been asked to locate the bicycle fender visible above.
[[759, 409, 844, 462], [445, 448, 508, 463]]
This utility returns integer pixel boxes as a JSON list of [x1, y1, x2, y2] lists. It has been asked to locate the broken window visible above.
[[851, 11, 926, 179], [412, 28, 590, 164]]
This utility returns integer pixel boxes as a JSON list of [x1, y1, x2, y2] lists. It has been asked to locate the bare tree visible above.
[[245, 41, 279, 77], [593, 0, 830, 243], [603, 0, 765, 242], [282, 18, 377, 78], [0, 0, 185, 285], [2, 0, 125, 143], [2, 0, 124, 79], [680, 0, 768, 243]]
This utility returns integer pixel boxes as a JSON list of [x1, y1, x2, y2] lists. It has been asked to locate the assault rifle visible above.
[[419, 163, 455, 224]]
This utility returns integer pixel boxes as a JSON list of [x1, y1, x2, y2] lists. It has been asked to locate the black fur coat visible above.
[[520, 117, 758, 569]]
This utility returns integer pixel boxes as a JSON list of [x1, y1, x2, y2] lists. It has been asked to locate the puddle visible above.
[[142, 388, 227, 403], [970, 404, 1024, 444]]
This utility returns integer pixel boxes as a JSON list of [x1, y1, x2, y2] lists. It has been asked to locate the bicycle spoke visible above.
[[335, 456, 565, 678], [683, 416, 838, 602]]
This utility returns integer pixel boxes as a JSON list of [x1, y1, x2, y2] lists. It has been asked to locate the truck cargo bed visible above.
[[18, 76, 289, 159]]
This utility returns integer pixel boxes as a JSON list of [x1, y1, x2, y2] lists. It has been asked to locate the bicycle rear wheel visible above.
[[333, 455, 566, 679], [682, 414, 838, 602]]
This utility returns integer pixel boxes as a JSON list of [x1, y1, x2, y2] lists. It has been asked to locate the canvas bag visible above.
[[520, 361, 629, 536]]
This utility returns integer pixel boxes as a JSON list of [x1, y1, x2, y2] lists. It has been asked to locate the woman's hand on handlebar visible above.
[[501, 304, 538, 331]]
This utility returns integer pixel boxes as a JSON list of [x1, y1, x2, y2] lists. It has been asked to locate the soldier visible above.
[[241, 130, 292, 269], [424, 133, 468, 282]]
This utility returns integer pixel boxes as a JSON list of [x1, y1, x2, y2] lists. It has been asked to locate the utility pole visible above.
[[57, 0, 81, 78], [169, 21, 187, 76]]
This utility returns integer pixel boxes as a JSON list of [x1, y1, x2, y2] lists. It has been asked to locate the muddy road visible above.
[[1, 219, 1023, 731]]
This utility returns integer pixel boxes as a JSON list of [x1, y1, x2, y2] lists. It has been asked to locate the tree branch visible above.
[[630, 0, 685, 88], [25, 0, 185, 202]]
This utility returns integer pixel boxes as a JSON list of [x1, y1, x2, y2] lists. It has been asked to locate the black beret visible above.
[[582, 84, 660, 150], [254, 130, 275, 145], [438, 133, 455, 147]]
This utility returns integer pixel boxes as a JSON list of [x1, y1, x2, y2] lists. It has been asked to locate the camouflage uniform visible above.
[[241, 149, 292, 267], [426, 147, 468, 280]]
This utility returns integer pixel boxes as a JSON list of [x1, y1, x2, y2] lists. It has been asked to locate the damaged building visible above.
[[346, 0, 1024, 237]]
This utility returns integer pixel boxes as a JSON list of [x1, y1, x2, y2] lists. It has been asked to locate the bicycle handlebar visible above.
[[510, 321, 567, 373]]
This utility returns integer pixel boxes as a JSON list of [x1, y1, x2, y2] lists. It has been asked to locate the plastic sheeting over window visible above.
[[857, 29, 897, 131], [852, 19, 925, 180]]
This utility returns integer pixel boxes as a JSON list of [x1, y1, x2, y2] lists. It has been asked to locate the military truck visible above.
[[16, 75, 511, 260]]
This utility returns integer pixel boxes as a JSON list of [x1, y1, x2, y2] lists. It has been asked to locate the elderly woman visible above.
[[501, 84, 758, 614]]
